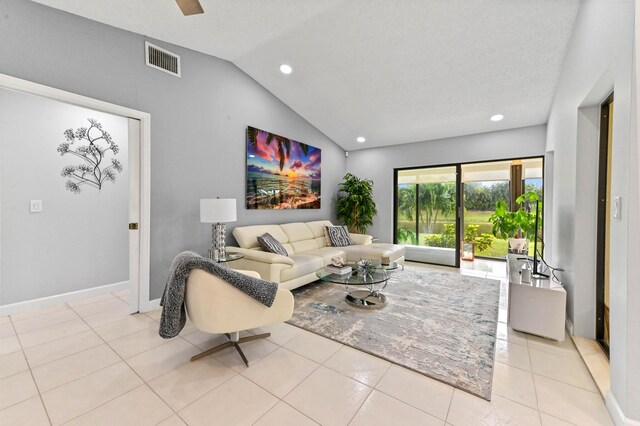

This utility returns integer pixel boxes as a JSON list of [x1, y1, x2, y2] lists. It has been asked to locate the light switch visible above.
[[30, 200, 43, 213], [613, 196, 621, 220]]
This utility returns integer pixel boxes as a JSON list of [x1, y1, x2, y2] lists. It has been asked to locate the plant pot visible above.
[[461, 241, 475, 261], [508, 238, 528, 254]]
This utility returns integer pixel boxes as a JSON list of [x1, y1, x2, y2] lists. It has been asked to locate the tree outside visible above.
[[396, 182, 456, 246]]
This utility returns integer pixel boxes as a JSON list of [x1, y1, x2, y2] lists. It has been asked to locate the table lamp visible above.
[[200, 198, 237, 260]]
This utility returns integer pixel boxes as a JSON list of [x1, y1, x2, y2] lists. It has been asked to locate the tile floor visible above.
[[0, 261, 613, 425]]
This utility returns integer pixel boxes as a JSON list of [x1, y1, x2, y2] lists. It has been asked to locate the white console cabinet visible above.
[[507, 255, 567, 341]]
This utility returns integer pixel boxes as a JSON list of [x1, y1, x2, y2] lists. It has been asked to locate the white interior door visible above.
[[128, 118, 141, 313]]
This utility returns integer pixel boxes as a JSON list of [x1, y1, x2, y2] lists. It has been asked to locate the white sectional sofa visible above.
[[226, 220, 405, 290]]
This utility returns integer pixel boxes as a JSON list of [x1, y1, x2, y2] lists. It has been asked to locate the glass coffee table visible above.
[[316, 262, 399, 309]]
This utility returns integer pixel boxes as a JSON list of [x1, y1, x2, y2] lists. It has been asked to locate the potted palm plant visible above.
[[488, 192, 540, 253], [336, 173, 378, 234]]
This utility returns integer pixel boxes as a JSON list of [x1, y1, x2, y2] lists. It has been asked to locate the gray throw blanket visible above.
[[159, 251, 278, 339]]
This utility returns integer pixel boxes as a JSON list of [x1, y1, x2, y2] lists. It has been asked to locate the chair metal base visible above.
[[190, 332, 271, 366]]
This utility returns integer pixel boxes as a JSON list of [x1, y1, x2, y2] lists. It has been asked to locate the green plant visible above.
[[337, 173, 378, 234], [424, 224, 456, 248], [397, 183, 455, 234], [475, 233, 494, 252], [397, 227, 417, 245], [442, 224, 456, 247], [464, 224, 479, 242], [424, 234, 443, 247], [488, 191, 541, 240], [463, 224, 494, 253]]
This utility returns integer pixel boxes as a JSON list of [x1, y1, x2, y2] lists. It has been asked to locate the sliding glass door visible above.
[[395, 166, 460, 266], [395, 157, 544, 266], [461, 161, 512, 259]]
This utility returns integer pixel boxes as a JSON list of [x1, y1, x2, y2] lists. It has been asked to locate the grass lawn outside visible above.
[[475, 238, 507, 258]]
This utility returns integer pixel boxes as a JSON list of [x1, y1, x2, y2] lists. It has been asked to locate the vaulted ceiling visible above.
[[31, 0, 581, 151]]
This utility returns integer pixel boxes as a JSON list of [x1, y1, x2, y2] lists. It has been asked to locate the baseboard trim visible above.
[[0, 281, 129, 317], [606, 390, 640, 425], [565, 318, 574, 336], [141, 298, 161, 313]]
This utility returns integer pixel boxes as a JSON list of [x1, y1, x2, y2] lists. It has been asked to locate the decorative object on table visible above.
[[57, 118, 123, 193], [257, 232, 288, 256], [200, 198, 237, 260], [336, 173, 377, 233], [330, 256, 346, 267], [325, 264, 352, 275], [325, 256, 351, 275], [488, 191, 540, 254], [325, 225, 354, 247], [356, 258, 376, 277], [246, 126, 321, 210], [290, 266, 500, 400]]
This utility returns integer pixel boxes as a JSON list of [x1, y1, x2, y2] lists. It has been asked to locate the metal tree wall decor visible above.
[[57, 118, 123, 193]]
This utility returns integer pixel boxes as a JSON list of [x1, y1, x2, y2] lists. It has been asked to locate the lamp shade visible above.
[[200, 199, 237, 223]]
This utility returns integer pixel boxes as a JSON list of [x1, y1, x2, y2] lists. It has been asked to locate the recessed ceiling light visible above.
[[356, 136, 366, 143], [490, 114, 504, 122], [279, 64, 293, 74]]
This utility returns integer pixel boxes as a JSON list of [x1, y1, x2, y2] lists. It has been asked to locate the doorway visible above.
[[0, 74, 151, 314], [596, 92, 613, 356]]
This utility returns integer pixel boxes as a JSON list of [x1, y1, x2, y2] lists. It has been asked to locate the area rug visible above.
[[288, 267, 500, 400]]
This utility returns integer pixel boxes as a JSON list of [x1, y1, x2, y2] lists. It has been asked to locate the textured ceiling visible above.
[[31, 0, 580, 151]]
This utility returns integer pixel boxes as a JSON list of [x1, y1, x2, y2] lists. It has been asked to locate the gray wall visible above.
[[0, 90, 129, 304], [345, 125, 547, 242], [546, 0, 638, 419], [0, 0, 346, 301]]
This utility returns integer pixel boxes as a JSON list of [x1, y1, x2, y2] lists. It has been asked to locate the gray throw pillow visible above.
[[325, 225, 354, 247], [257, 233, 288, 256]]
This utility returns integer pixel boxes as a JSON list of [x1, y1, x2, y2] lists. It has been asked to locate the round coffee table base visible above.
[[345, 290, 387, 309]]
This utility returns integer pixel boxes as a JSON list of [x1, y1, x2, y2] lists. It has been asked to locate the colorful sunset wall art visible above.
[[246, 126, 321, 209]]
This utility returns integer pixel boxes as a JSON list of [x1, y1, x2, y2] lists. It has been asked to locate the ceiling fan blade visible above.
[[175, 0, 204, 16]]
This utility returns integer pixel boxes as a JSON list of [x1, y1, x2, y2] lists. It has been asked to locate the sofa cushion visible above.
[[314, 237, 327, 248], [233, 225, 289, 249], [280, 222, 315, 242], [290, 239, 320, 254], [257, 233, 288, 256], [326, 225, 354, 247], [280, 255, 324, 282], [305, 220, 334, 238], [301, 247, 348, 266], [341, 243, 405, 263]]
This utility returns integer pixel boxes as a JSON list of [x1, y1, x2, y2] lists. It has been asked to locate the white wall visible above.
[[546, 0, 638, 420], [0, 89, 129, 304], [345, 124, 547, 241]]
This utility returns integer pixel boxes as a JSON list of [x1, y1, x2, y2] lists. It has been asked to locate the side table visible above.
[[209, 252, 244, 267], [507, 254, 566, 341]]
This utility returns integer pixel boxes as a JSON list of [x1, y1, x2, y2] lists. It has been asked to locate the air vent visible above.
[[145, 42, 181, 77]]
